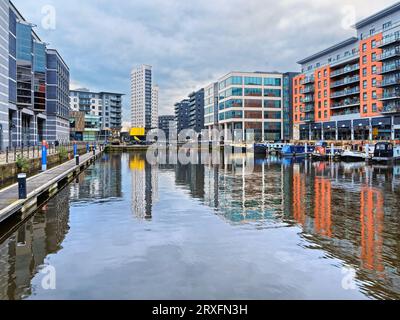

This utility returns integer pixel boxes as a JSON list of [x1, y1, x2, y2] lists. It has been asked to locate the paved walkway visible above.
[[0, 151, 100, 223]]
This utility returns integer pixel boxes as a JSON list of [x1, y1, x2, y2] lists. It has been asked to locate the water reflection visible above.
[[0, 187, 70, 300], [0, 152, 399, 299], [130, 153, 158, 220]]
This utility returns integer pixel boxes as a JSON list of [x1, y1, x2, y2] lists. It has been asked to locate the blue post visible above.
[[42, 144, 47, 171], [73, 143, 78, 157], [86, 143, 90, 153]]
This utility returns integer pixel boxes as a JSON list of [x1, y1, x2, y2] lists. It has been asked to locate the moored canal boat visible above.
[[281, 145, 315, 157], [372, 142, 400, 163]]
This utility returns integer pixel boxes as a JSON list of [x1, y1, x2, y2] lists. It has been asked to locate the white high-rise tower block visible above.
[[130, 64, 158, 130]]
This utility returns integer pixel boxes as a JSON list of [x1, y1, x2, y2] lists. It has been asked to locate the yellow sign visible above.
[[373, 128, 379, 137], [130, 128, 145, 137]]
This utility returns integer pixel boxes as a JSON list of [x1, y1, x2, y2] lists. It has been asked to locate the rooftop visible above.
[[354, 2, 400, 29]]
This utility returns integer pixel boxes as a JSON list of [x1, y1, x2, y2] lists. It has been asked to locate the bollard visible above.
[[75, 154, 80, 165], [42, 143, 47, 171], [18, 173, 27, 199], [73, 143, 78, 157]]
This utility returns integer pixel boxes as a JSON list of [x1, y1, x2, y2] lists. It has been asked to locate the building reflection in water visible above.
[[69, 153, 123, 202], [0, 187, 70, 300], [130, 153, 158, 220], [197, 153, 400, 299]]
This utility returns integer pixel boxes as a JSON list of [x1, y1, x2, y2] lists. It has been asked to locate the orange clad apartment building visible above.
[[293, 3, 400, 142]]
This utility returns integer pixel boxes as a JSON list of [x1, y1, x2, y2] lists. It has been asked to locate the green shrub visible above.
[[16, 155, 30, 173], [58, 146, 69, 162]]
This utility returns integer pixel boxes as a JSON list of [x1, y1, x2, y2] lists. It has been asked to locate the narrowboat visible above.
[[281, 145, 315, 157], [372, 142, 400, 163]]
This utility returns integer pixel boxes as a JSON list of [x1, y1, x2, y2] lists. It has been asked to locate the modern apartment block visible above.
[[293, 2, 400, 141], [204, 82, 219, 132], [174, 99, 190, 132], [131, 64, 158, 131], [206, 71, 292, 142], [158, 115, 175, 140], [0, 1, 69, 150], [188, 89, 205, 133], [70, 89, 123, 140], [46, 49, 70, 143]]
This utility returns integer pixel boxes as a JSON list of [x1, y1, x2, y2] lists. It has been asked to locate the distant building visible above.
[[70, 89, 124, 140], [174, 99, 190, 132], [188, 89, 205, 133], [46, 49, 70, 143], [158, 115, 175, 140], [204, 82, 219, 132], [131, 64, 158, 130], [69, 111, 101, 142]]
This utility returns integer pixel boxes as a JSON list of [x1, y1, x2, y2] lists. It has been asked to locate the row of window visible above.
[[219, 76, 282, 90], [219, 99, 282, 110], [219, 87, 282, 99]]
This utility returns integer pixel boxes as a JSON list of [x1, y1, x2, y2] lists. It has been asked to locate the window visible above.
[[363, 105, 367, 113], [363, 68, 367, 77], [372, 40, 376, 48], [370, 28, 375, 36], [372, 65, 377, 74], [372, 53, 376, 62], [363, 93, 367, 101], [324, 70, 327, 77], [372, 103, 377, 112], [244, 77, 262, 85], [264, 89, 281, 97], [363, 80, 367, 89], [383, 21, 392, 30], [362, 43, 367, 52], [372, 91, 377, 99], [264, 100, 281, 109], [244, 88, 262, 97], [362, 56, 367, 64], [372, 78, 377, 87], [264, 78, 281, 86]]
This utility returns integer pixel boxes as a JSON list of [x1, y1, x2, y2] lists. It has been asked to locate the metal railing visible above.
[[0, 142, 98, 164], [330, 64, 360, 77]]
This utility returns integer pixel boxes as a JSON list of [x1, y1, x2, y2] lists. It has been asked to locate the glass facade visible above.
[[264, 78, 281, 86], [244, 77, 262, 86], [16, 23, 32, 62]]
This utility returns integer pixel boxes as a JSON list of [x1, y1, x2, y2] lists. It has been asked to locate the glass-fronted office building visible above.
[[0, 1, 69, 150]]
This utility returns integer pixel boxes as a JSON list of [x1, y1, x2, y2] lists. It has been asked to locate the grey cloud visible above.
[[13, 0, 397, 119]]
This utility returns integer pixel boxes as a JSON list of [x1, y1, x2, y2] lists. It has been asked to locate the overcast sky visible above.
[[13, 0, 397, 121]]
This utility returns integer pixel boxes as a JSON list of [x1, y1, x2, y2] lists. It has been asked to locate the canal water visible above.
[[0, 152, 400, 300]]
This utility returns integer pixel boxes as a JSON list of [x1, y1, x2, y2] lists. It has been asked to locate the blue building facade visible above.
[[46, 49, 70, 143], [174, 99, 190, 132], [0, 1, 69, 150]]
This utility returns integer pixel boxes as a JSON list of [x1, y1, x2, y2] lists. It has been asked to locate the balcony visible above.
[[300, 85, 314, 94], [382, 101, 400, 113], [331, 98, 360, 109], [377, 61, 400, 74], [330, 76, 360, 89], [301, 76, 315, 85], [330, 64, 360, 78], [303, 95, 314, 103], [377, 34, 400, 48], [377, 75, 400, 87], [378, 89, 400, 101], [330, 51, 360, 68], [304, 114, 315, 122], [377, 48, 400, 61], [304, 105, 314, 113], [330, 87, 360, 99]]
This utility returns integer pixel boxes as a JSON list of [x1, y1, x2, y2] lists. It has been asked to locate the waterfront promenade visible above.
[[0, 150, 102, 224]]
